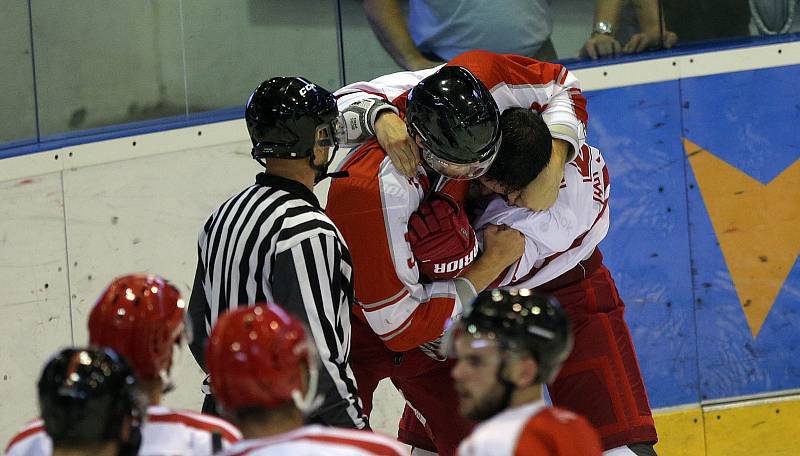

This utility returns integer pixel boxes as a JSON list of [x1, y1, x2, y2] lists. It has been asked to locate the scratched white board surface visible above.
[[62, 142, 256, 412], [0, 173, 72, 444]]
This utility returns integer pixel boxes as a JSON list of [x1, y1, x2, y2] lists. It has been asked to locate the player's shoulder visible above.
[[220, 426, 406, 456], [5, 419, 49, 456], [460, 402, 542, 455], [522, 406, 602, 453], [299, 425, 407, 454], [146, 406, 241, 442]]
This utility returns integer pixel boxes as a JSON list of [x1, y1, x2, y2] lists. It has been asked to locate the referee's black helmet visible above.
[[38, 347, 145, 455], [246, 77, 340, 161]]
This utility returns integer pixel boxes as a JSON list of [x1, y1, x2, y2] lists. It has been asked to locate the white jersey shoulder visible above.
[[218, 425, 407, 456], [5, 419, 50, 456], [5, 409, 242, 456], [139, 405, 241, 456], [458, 401, 547, 456]]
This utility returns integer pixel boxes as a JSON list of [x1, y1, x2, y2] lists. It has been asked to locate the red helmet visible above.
[[88, 274, 186, 382], [206, 303, 316, 413]]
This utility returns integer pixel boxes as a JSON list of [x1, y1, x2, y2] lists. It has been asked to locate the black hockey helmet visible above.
[[452, 288, 573, 384], [246, 77, 341, 162], [406, 66, 501, 180], [38, 347, 145, 454]]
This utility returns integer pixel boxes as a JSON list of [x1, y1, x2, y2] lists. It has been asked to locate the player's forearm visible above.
[[461, 255, 512, 294], [363, 0, 429, 70], [552, 138, 572, 165]]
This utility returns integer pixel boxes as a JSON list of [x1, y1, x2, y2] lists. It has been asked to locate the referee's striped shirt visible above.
[[188, 172, 366, 429]]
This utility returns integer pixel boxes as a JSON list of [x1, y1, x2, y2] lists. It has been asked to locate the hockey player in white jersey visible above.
[[207, 303, 407, 456], [5, 274, 241, 456], [5, 347, 145, 456], [409, 108, 658, 454]]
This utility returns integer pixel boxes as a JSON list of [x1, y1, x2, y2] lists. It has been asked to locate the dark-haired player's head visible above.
[[479, 108, 552, 203], [39, 347, 145, 456]]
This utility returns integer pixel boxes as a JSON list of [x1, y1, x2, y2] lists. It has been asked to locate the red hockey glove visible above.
[[406, 193, 479, 280]]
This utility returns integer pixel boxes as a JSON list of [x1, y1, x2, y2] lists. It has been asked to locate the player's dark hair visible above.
[[484, 108, 552, 192]]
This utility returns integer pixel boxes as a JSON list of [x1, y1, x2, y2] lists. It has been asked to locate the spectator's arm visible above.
[[362, 0, 443, 70], [581, 0, 624, 59], [623, 0, 678, 53]]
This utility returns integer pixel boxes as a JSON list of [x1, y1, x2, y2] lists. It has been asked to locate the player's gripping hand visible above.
[[375, 111, 420, 177], [406, 193, 479, 281]]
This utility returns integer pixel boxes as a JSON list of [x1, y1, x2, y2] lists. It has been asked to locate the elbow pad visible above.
[[339, 98, 399, 145]]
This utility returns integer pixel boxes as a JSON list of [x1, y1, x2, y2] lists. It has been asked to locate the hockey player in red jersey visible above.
[[449, 288, 602, 456], [207, 303, 407, 456], [326, 50, 588, 455], [5, 274, 242, 456]]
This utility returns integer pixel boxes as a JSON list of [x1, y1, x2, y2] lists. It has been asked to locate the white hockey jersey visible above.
[[473, 143, 610, 288], [4, 406, 241, 456], [216, 425, 407, 456]]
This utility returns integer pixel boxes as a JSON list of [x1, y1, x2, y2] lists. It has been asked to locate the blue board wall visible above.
[[587, 64, 800, 408]]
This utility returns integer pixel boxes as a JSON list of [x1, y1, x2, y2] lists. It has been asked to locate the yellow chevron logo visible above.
[[684, 138, 800, 337]]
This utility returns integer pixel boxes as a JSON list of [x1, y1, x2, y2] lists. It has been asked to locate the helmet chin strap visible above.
[[312, 144, 349, 183], [494, 359, 516, 416], [291, 361, 322, 415]]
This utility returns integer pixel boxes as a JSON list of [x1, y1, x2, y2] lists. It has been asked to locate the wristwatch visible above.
[[592, 21, 614, 36]]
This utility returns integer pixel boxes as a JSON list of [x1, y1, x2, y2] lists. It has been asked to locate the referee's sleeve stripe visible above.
[[293, 238, 364, 425]]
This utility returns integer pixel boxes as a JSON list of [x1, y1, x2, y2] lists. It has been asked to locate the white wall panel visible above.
[[0, 173, 71, 445], [62, 141, 256, 412]]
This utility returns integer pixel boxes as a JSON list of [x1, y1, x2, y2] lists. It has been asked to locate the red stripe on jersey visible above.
[[448, 50, 564, 92], [5, 424, 44, 453], [233, 434, 403, 456], [568, 88, 589, 129], [335, 89, 388, 100], [148, 413, 240, 443], [361, 288, 409, 312]]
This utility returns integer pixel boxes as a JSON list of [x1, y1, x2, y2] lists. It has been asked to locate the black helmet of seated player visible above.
[[38, 347, 145, 456], [246, 77, 342, 173], [406, 66, 501, 180], [458, 288, 573, 384]]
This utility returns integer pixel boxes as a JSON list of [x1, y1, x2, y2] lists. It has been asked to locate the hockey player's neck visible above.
[[53, 442, 117, 456], [140, 379, 164, 406], [263, 159, 316, 191], [508, 383, 543, 409], [236, 405, 303, 440]]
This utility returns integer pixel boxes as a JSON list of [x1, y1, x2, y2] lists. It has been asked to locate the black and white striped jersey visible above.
[[188, 172, 366, 429]]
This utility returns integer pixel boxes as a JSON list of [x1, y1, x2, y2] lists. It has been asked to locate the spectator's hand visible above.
[[405, 57, 445, 71], [375, 111, 420, 177], [623, 30, 678, 53], [481, 224, 525, 268], [581, 34, 622, 59], [515, 139, 568, 211]]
